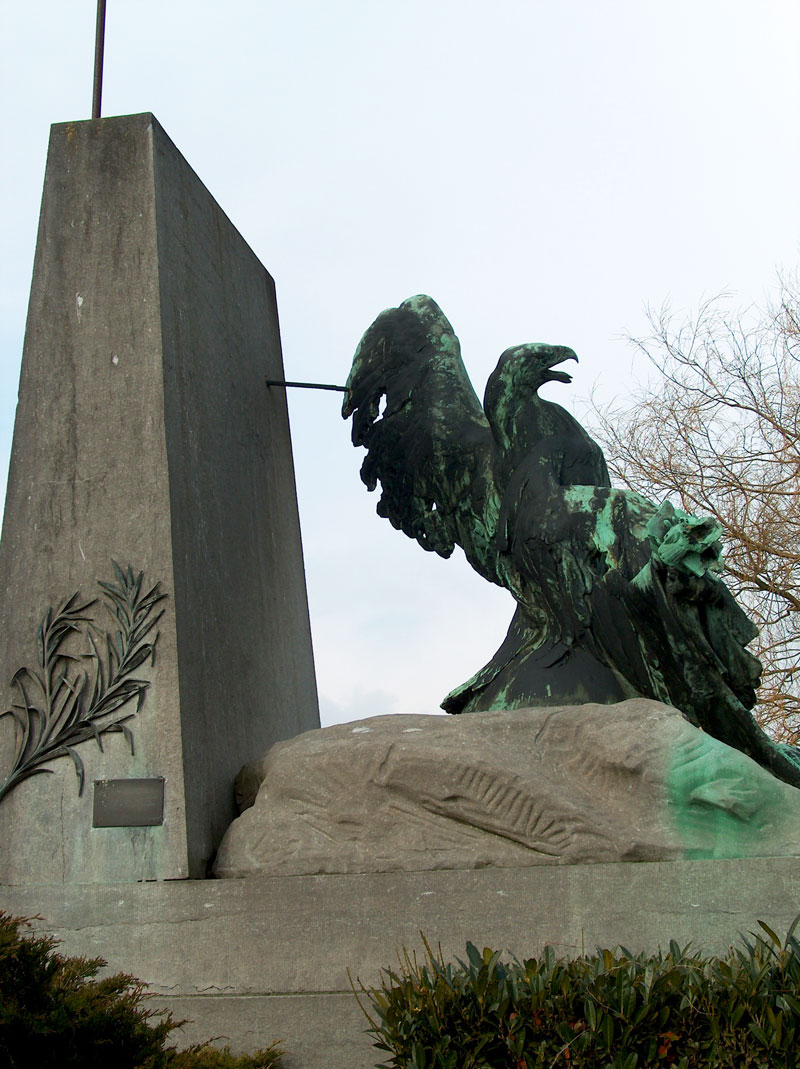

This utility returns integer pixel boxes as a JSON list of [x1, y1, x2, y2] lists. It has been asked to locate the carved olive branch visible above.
[[0, 563, 166, 804]]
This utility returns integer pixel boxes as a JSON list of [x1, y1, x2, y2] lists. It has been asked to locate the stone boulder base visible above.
[[214, 700, 800, 878]]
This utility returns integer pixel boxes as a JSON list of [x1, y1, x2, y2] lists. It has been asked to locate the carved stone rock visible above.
[[213, 700, 800, 878]]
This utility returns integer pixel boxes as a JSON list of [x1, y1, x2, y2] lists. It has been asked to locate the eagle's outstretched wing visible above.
[[342, 295, 501, 584]]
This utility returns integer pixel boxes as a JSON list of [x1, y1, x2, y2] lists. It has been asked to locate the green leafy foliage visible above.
[[358, 921, 800, 1067], [0, 913, 282, 1067]]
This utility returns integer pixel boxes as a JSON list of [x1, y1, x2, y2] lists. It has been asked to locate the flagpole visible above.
[[92, 0, 107, 118]]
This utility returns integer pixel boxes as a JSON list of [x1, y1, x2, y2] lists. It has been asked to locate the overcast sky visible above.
[[3, 2, 800, 726]]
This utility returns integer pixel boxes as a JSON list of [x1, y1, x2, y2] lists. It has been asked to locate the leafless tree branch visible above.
[[591, 277, 800, 743]]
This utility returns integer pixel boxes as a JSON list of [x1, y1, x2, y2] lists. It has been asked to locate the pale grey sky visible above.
[[2, 2, 800, 725]]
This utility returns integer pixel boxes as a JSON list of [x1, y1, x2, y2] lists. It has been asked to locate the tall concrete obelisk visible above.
[[0, 114, 319, 882]]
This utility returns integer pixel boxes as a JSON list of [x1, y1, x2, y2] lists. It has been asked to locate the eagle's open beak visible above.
[[542, 347, 578, 384]]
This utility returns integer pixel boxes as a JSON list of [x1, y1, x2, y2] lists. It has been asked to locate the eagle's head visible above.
[[483, 343, 578, 422]]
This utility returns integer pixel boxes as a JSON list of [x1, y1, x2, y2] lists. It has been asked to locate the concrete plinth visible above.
[[0, 114, 319, 883], [2, 858, 800, 1068]]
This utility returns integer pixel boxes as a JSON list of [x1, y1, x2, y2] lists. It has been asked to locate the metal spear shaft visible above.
[[92, 0, 107, 119], [266, 379, 347, 393]]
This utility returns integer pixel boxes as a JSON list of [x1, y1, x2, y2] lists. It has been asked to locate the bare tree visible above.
[[591, 279, 800, 742]]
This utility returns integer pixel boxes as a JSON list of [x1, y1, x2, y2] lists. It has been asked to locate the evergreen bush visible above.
[[358, 921, 800, 1067], [0, 912, 282, 1068]]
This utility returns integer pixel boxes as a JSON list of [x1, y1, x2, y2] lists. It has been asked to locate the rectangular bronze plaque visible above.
[[92, 778, 165, 828]]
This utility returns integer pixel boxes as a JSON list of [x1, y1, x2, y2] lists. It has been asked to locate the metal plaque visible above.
[[92, 778, 165, 828]]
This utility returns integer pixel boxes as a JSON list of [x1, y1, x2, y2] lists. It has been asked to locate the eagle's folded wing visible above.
[[343, 295, 500, 584]]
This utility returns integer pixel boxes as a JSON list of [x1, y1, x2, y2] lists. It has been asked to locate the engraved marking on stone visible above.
[[379, 751, 579, 857]]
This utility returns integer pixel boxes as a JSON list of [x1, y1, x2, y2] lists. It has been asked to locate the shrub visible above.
[[357, 921, 800, 1067], [0, 912, 282, 1068]]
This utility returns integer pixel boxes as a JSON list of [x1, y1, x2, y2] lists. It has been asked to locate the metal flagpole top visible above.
[[92, 0, 107, 119]]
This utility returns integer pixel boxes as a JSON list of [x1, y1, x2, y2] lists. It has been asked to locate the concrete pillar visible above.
[[0, 114, 319, 882]]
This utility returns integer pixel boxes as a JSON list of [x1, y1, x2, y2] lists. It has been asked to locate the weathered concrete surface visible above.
[[0, 114, 318, 883], [215, 701, 800, 877], [160, 994, 367, 1069], [2, 860, 800, 1068]]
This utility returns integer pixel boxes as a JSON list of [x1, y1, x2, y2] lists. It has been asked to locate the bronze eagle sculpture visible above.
[[343, 295, 800, 789]]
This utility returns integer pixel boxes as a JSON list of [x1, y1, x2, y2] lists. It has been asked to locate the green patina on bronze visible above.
[[343, 295, 800, 790], [667, 725, 787, 859], [0, 563, 166, 806]]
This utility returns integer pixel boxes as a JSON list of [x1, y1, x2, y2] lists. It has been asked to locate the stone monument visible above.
[[0, 114, 319, 884], [2, 122, 800, 1069]]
